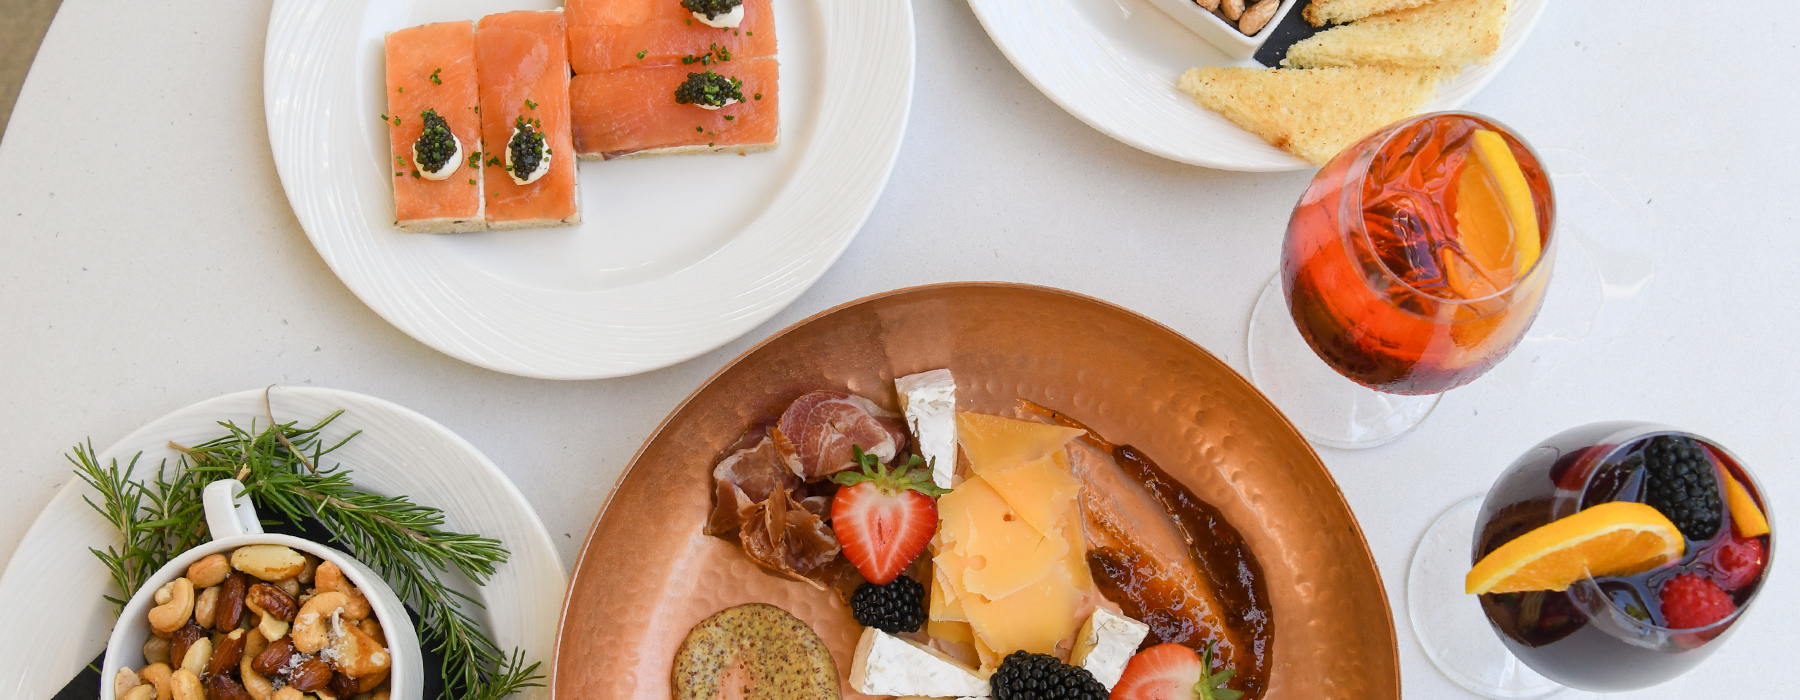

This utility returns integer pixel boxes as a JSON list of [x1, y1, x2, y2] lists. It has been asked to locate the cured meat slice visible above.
[[474, 10, 581, 228], [384, 21, 484, 232], [737, 479, 843, 588], [566, 0, 778, 74], [776, 391, 908, 481], [706, 427, 801, 534]]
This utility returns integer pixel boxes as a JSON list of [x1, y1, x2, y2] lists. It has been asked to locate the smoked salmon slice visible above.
[[565, 0, 777, 74], [475, 10, 581, 229], [384, 22, 484, 233], [570, 59, 779, 159]]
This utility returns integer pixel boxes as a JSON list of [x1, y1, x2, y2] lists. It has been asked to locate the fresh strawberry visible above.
[[1659, 573, 1736, 645], [830, 447, 946, 585], [1711, 535, 1766, 591], [1111, 644, 1201, 700], [1111, 642, 1241, 700]]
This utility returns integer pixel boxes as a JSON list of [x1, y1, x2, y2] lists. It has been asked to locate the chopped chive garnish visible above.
[[429, 68, 442, 85], [525, 98, 538, 110], [724, 115, 735, 121], [637, 50, 648, 59]]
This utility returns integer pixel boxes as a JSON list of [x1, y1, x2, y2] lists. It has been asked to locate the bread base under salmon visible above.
[[578, 139, 780, 161], [484, 208, 583, 231], [394, 212, 488, 234]]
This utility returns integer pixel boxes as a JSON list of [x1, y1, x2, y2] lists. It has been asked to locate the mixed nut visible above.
[[1194, 0, 1281, 36], [114, 544, 393, 700]]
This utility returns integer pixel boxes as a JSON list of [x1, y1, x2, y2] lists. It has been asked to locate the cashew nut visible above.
[[186, 554, 231, 588], [291, 591, 348, 653], [243, 628, 269, 660], [194, 586, 221, 629], [178, 636, 211, 677], [297, 555, 319, 585], [312, 562, 371, 621], [168, 669, 204, 700], [147, 578, 196, 636], [113, 667, 141, 697], [240, 650, 275, 700], [272, 688, 305, 700], [142, 636, 172, 665], [122, 686, 155, 700], [138, 663, 172, 700]]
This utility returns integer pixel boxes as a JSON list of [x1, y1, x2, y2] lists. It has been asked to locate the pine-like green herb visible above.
[[72, 397, 542, 700]]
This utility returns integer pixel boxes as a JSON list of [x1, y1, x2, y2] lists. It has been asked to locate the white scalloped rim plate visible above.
[[967, 0, 1547, 171], [264, 0, 914, 379], [0, 386, 565, 700]]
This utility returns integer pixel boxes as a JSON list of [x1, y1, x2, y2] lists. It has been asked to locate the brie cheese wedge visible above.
[[850, 628, 991, 697], [896, 369, 958, 490], [1069, 608, 1151, 689]]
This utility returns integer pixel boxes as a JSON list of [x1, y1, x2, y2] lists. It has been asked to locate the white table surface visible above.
[[2, 0, 1795, 697]]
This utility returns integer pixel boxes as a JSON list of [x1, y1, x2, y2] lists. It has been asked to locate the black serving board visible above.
[[57, 513, 444, 700], [1255, 0, 1329, 67]]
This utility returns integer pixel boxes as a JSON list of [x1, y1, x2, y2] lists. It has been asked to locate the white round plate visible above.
[[967, 0, 1548, 171], [0, 386, 565, 699], [264, 0, 915, 379]]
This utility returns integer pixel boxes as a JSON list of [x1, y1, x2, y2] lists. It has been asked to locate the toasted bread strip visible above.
[[1286, 0, 1510, 69], [1305, 0, 1441, 25], [1178, 66, 1447, 165]]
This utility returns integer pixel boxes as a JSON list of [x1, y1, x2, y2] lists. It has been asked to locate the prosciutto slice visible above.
[[706, 427, 802, 535], [707, 424, 843, 588], [776, 391, 910, 480]]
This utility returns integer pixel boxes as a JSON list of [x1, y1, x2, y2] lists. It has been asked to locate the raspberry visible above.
[[1711, 535, 1766, 592], [1658, 573, 1736, 632]]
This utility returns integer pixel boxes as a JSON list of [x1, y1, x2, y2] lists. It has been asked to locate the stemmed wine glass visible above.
[[1246, 112, 1556, 449]]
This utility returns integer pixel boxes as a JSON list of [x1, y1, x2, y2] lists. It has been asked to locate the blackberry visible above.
[[990, 650, 1108, 700], [849, 575, 925, 633], [1639, 435, 1722, 541]]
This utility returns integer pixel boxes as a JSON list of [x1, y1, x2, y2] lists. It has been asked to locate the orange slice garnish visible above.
[[1446, 130, 1543, 299], [1725, 476, 1771, 538], [1466, 502, 1684, 595]]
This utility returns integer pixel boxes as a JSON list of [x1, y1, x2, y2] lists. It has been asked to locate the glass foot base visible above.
[[1245, 275, 1440, 450], [1409, 496, 1564, 699]]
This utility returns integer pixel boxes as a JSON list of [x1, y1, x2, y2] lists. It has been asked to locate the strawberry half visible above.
[[1111, 642, 1241, 700], [831, 447, 947, 585]]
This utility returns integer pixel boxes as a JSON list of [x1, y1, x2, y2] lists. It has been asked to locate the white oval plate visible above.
[[0, 386, 565, 699], [967, 0, 1548, 171], [265, 0, 914, 379]]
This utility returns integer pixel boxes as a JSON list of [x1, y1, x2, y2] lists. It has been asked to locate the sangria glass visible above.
[[1409, 423, 1774, 698], [1247, 112, 1556, 449]]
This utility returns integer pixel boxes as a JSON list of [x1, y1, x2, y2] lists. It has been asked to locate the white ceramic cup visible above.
[[99, 479, 422, 700]]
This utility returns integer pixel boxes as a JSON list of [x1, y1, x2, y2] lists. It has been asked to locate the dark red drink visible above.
[[1473, 423, 1773, 691]]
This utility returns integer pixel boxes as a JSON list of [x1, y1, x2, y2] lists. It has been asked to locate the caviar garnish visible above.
[[412, 109, 458, 174], [506, 115, 548, 178], [681, 0, 742, 19], [674, 70, 744, 108]]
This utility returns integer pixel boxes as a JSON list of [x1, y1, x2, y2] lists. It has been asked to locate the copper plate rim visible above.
[[552, 281, 1399, 699]]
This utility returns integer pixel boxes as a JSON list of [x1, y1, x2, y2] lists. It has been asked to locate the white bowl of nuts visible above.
[[1143, 0, 1300, 60], [100, 479, 422, 700]]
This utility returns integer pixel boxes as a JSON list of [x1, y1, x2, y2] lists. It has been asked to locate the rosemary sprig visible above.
[[73, 408, 543, 699]]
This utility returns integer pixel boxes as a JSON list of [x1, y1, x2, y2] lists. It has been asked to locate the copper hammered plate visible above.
[[553, 283, 1399, 700]]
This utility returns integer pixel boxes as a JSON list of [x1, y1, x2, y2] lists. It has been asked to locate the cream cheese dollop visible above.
[[693, 4, 744, 28], [504, 124, 552, 185], [413, 133, 462, 181], [695, 97, 740, 111]]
